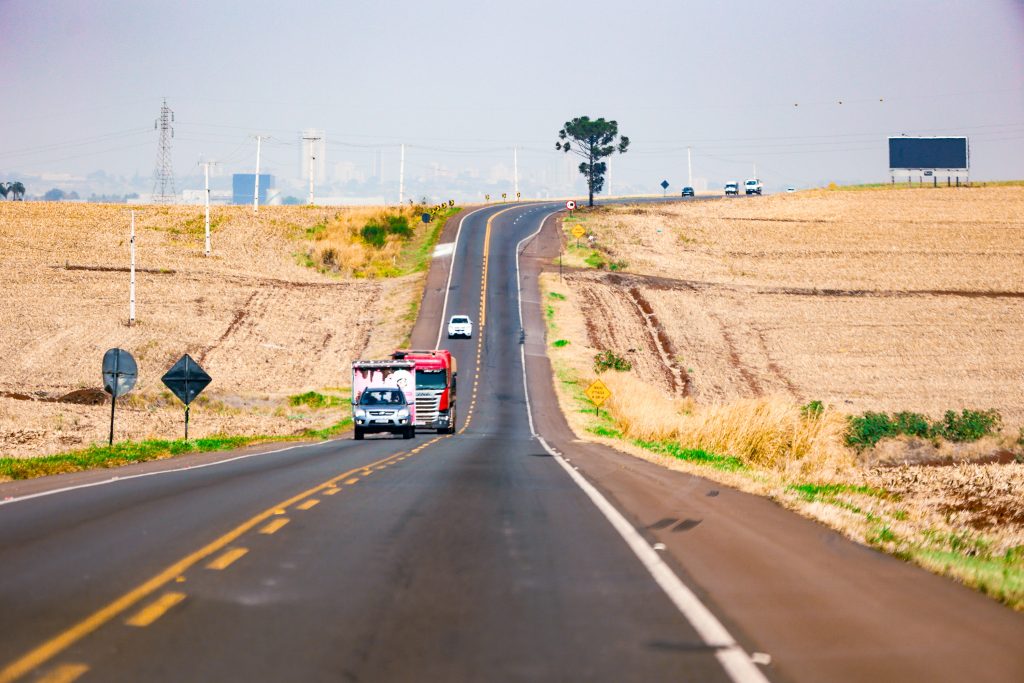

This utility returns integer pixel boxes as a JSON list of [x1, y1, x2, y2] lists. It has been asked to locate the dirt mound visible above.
[[59, 388, 109, 405]]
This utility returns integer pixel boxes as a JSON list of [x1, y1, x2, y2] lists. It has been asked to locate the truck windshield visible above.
[[416, 369, 447, 390], [359, 390, 404, 405]]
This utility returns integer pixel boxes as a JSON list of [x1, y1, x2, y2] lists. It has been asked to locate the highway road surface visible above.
[[1, 202, 1022, 682]]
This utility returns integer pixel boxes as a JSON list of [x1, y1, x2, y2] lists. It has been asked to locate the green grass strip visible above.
[[0, 418, 353, 481], [633, 438, 745, 471]]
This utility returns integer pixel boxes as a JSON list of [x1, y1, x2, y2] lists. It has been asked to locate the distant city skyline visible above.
[[1, 0, 1022, 202]]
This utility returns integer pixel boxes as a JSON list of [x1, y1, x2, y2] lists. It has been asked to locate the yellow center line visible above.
[[124, 592, 186, 628], [345, 477, 360, 485], [35, 664, 88, 683], [259, 518, 289, 535], [323, 487, 340, 495], [0, 446, 415, 683], [296, 499, 320, 510], [206, 547, 248, 571]]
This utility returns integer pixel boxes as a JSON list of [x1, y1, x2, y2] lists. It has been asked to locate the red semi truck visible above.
[[391, 349, 457, 434]]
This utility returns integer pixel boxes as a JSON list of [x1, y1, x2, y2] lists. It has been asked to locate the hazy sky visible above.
[[1, 0, 1022, 197]]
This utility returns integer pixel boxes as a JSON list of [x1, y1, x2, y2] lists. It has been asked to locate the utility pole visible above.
[[513, 147, 519, 200], [398, 143, 406, 205], [152, 98, 176, 203], [199, 160, 218, 256], [687, 146, 693, 187], [129, 211, 136, 326], [607, 163, 611, 197], [302, 134, 321, 205], [252, 135, 267, 213]]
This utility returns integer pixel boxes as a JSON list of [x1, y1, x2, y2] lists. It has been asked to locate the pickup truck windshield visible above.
[[416, 369, 447, 390], [359, 390, 405, 405], [451, 317, 469, 324]]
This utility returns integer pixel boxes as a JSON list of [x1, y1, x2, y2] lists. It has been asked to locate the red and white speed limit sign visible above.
[[566, 200, 576, 210]]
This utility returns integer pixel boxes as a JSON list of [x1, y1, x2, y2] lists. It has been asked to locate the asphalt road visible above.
[[1, 201, 1022, 682]]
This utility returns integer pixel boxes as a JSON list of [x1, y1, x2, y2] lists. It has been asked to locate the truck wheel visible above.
[[403, 427, 414, 439], [354, 427, 364, 440]]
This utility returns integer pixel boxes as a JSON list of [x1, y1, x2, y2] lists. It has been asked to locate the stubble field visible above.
[[543, 186, 1024, 607], [0, 202, 428, 460]]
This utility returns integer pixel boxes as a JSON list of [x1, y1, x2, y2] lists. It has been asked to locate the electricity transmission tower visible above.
[[152, 98, 176, 203]]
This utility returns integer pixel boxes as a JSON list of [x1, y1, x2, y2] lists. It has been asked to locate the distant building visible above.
[[232, 174, 274, 205]]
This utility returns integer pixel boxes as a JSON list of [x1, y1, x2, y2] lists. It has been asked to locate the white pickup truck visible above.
[[744, 178, 763, 195]]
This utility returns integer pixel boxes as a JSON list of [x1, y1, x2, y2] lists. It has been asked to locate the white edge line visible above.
[[0, 442, 309, 507], [515, 211, 770, 683]]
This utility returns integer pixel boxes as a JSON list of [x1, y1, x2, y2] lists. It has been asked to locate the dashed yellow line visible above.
[[323, 487, 340, 496], [206, 547, 248, 571], [345, 477, 360, 485], [36, 664, 88, 683], [125, 592, 186, 628], [259, 518, 289, 535], [296, 499, 320, 510]]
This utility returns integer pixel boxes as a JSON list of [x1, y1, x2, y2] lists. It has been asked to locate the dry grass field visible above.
[[542, 186, 1024, 607], [0, 202, 433, 459]]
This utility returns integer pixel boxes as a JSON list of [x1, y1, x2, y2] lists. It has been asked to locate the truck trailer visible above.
[[391, 349, 458, 434]]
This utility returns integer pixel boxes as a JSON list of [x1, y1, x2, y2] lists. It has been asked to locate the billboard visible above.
[[888, 137, 968, 171]]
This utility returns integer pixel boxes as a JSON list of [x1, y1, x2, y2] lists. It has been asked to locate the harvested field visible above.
[[0, 202, 429, 459], [566, 187, 1024, 428], [542, 186, 1024, 607]]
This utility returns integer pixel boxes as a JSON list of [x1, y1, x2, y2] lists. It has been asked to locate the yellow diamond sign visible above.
[[584, 378, 611, 407], [571, 225, 586, 240]]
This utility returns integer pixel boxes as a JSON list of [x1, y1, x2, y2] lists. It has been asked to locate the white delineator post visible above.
[[398, 143, 405, 205], [129, 210, 136, 326], [203, 162, 212, 256], [253, 135, 263, 213]]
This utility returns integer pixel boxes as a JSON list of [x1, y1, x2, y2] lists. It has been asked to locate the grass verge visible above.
[[0, 418, 353, 481]]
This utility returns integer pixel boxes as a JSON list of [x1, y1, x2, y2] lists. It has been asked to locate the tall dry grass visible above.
[[304, 205, 427, 276], [600, 372, 857, 480]]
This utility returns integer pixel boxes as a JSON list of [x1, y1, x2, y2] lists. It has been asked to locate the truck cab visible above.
[[392, 349, 458, 434], [744, 178, 763, 195], [724, 181, 739, 196]]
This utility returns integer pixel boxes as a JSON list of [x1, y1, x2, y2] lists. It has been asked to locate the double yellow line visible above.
[[459, 205, 519, 434], [0, 443, 435, 683], [1, 204, 525, 683]]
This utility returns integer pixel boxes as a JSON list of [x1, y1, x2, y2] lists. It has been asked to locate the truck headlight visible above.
[[397, 409, 409, 419], [355, 409, 366, 418]]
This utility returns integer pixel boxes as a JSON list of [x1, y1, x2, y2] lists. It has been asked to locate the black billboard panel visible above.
[[889, 137, 968, 170]]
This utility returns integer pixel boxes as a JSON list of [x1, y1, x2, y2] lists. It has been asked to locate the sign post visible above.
[[161, 354, 212, 440], [571, 224, 586, 247], [661, 179, 670, 196], [102, 348, 138, 446], [584, 378, 612, 419]]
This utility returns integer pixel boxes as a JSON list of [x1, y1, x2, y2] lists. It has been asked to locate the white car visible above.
[[447, 315, 473, 339]]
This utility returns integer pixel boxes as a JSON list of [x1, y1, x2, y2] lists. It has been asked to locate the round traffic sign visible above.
[[102, 348, 138, 397], [566, 200, 577, 211]]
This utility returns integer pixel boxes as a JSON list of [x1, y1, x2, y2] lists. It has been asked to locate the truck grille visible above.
[[415, 392, 441, 426]]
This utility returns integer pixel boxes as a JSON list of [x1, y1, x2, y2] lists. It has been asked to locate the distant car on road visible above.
[[786, 186, 796, 193], [447, 315, 473, 339], [681, 187, 695, 197], [724, 181, 739, 196]]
